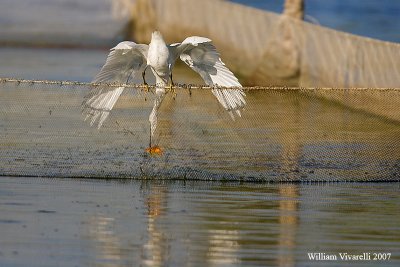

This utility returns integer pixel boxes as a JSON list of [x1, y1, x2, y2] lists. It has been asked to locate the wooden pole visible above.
[[283, 0, 304, 20]]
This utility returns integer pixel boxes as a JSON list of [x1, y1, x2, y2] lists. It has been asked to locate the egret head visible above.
[[151, 30, 163, 40]]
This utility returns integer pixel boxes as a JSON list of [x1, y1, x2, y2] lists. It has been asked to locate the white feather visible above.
[[169, 38, 246, 119], [82, 41, 150, 128]]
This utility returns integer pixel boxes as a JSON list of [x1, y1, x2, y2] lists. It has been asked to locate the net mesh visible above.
[[130, 0, 400, 87], [293, 20, 400, 88], [1, 79, 399, 181]]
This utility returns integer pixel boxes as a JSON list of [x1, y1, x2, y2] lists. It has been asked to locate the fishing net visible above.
[[1, 78, 399, 181], [130, 0, 400, 87]]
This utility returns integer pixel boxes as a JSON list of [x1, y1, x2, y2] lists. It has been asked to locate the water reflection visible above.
[[277, 185, 299, 267], [88, 215, 122, 267], [87, 182, 170, 266], [85, 182, 304, 266], [141, 182, 169, 266], [80, 181, 400, 267], [207, 229, 240, 266], [0, 178, 398, 267]]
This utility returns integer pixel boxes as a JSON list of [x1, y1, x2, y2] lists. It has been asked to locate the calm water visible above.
[[0, 177, 399, 267], [0, 0, 125, 47]]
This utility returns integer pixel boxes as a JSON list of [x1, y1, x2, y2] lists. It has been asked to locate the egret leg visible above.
[[168, 73, 176, 99], [142, 71, 149, 92], [149, 124, 152, 148], [142, 70, 149, 92], [126, 71, 133, 84]]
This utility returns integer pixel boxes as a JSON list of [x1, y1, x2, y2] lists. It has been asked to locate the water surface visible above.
[[0, 177, 399, 267]]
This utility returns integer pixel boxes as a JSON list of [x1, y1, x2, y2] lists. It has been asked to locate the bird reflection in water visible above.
[[277, 184, 299, 267], [85, 182, 300, 266], [86, 183, 170, 267], [141, 182, 169, 266], [87, 216, 124, 267], [206, 229, 240, 266]]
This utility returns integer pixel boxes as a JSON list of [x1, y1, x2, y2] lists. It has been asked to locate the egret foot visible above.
[[167, 84, 177, 99], [188, 85, 192, 97], [142, 83, 150, 101], [143, 82, 150, 92]]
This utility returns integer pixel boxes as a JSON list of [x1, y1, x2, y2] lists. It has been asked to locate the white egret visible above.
[[82, 31, 246, 149]]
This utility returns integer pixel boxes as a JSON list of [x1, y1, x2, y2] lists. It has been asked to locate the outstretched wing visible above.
[[170, 37, 246, 119], [82, 41, 148, 128]]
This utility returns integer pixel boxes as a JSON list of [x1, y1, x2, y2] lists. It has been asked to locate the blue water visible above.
[[231, 0, 400, 43]]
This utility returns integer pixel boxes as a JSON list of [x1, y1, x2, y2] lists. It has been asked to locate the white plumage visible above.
[[82, 41, 149, 128], [170, 36, 245, 119], [83, 31, 246, 142]]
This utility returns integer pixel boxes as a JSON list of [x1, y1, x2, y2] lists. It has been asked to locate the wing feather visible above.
[[82, 41, 148, 128], [171, 38, 246, 118]]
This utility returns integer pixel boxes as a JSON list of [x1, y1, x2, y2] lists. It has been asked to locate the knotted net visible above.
[[1, 79, 399, 181]]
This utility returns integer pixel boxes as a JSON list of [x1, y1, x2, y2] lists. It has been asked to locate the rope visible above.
[[1, 77, 398, 91]]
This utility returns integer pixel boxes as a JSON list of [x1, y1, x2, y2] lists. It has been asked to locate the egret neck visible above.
[[147, 31, 170, 87]]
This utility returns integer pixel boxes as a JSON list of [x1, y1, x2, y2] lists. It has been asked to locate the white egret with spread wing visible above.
[[82, 31, 246, 151]]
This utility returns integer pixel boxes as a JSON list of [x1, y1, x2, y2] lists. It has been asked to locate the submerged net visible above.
[[1, 78, 399, 181]]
